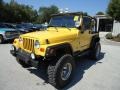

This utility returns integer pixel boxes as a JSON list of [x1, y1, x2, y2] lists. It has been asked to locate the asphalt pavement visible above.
[[0, 39, 120, 90]]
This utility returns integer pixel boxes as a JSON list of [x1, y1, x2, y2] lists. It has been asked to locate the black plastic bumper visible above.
[[10, 50, 16, 56], [10, 49, 39, 67]]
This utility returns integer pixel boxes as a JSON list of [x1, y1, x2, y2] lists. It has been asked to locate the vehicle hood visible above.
[[21, 27, 78, 45]]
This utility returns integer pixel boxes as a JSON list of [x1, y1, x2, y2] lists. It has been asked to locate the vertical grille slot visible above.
[[23, 38, 34, 51]]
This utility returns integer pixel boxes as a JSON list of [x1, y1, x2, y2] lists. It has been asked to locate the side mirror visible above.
[[75, 21, 80, 28]]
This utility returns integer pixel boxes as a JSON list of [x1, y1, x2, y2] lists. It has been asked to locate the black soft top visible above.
[[52, 12, 83, 16], [51, 12, 95, 19]]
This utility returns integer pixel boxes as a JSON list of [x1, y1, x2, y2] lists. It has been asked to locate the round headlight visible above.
[[11, 45, 18, 51], [34, 40, 40, 48], [11, 45, 15, 51]]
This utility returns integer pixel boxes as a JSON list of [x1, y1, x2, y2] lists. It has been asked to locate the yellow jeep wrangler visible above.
[[10, 12, 101, 89]]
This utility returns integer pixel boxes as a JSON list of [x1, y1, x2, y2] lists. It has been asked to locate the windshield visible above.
[[49, 15, 79, 28]]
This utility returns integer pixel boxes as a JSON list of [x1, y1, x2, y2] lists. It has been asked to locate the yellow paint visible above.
[[12, 15, 97, 57], [13, 39, 19, 48]]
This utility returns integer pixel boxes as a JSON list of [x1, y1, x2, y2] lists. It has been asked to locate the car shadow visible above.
[[27, 66, 48, 83], [63, 52, 105, 90], [27, 52, 105, 89]]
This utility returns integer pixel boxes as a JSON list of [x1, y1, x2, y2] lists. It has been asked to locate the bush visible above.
[[105, 33, 113, 39], [117, 33, 120, 38]]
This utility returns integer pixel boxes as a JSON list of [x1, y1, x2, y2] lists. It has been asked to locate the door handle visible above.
[[89, 30, 91, 34]]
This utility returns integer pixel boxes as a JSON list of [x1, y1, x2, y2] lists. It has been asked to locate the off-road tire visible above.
[[47, 54, 75, 89], [16, 58, 31, 68], [0, 35, 4, 44], [90, 42, 101, 60]]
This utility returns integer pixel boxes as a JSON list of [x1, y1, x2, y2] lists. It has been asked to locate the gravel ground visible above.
[[0, 39, 120, 90]]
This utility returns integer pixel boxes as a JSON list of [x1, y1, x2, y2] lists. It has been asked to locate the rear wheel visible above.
[[90, 42, 101, 60], [47, 54, 75, 89], [16, 58, 31, 68], [0, 35, 4, 44]]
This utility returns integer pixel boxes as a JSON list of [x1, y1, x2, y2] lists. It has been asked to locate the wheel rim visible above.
[[96, 45, 100, 58], [61, 63, 72, 81]]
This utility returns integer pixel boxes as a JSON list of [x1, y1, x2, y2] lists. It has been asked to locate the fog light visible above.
[[11, 45, 15, 51], [31, 53, 35, 60]]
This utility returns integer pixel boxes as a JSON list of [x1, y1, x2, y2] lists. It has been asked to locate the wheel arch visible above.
[[45, 43, 73, 59], [90, 35, 100, 49]]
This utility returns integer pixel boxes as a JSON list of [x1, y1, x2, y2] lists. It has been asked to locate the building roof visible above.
[[94, 15, 112, 19]]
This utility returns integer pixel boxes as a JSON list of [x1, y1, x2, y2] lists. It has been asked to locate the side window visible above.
[[0, 24, 6, 28], [83, 17, 92, 30]]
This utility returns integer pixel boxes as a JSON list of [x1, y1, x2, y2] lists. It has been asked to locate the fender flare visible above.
[[90, 35, 100, 49], [45, 43, 73, 58]]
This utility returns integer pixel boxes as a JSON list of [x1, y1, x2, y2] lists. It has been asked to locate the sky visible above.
[[4, 0, 110, 16]]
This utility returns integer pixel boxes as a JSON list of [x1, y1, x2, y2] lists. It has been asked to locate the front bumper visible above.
[[10, 46, 42, 67]]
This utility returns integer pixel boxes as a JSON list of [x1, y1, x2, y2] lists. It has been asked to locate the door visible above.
[[79, 16, 93, 51]]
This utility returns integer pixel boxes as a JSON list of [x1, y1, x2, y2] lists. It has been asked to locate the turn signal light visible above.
[[40, 48, 45, 52]]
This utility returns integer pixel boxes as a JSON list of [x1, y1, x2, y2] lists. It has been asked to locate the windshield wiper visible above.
[[48, 25, 58, 32], [60, 25, 71, 31]]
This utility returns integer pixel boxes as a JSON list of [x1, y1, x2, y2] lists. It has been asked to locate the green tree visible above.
[[0, 0, 3, 5], [83, 12, 88, 16], [96, 11, 105, 15], [0, 1, 59, 23], [38, 5, 59, 23], [107, 0, 120, 21], [0, 0, 38, 23], [0, 0, 5, 22]]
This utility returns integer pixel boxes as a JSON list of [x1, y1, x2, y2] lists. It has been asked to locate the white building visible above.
[[113, 20, 120, 36], [95, 15, 113, 32], [95, 15, 120, 36]]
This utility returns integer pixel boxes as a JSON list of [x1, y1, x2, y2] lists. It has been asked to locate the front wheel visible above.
[[47, 54, 75, 89]]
